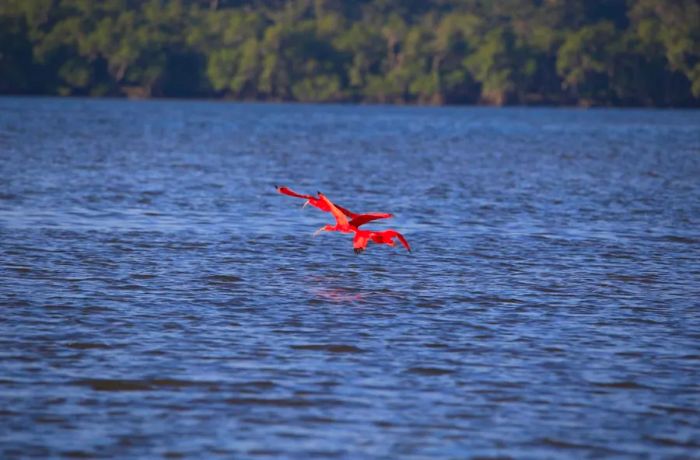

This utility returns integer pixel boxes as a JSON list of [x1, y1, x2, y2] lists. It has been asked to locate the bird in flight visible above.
[[276, 186, 411, 254], [352, 229, 412, 254], [276, 186, 392, 229]]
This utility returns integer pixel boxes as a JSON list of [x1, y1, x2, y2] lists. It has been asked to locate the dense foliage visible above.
[[1, 0, 698, 106]]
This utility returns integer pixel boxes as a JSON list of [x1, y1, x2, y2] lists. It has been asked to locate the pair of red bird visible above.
[[276, 186, 411, 254]]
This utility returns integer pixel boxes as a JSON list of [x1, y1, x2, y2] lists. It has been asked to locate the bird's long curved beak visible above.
[[313, 227, 325, 237], [302, 200, 309, 209]]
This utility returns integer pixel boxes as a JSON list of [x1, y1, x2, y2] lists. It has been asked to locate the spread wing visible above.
[[349, 212, 393, 228], [387, 230, 411, 252], [334, 202, 357, 219], [318, 192, 349, 227]]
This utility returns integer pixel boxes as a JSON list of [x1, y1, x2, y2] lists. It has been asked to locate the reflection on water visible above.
[[1, 98, 699, 458], [313, 287, 364, 303]]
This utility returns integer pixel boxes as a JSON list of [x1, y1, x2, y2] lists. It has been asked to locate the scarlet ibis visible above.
[[276, 186, 392, 230], [353, 229, 412, 254], [314, 191, 411, 254], [276, 186, 354, 216], [276, 186, 410, 254]]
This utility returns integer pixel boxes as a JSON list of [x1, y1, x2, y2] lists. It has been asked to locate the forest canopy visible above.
[[1, 0, 698, 106]]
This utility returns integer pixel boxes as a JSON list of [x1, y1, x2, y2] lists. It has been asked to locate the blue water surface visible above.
[[1, 98, 699, 458]]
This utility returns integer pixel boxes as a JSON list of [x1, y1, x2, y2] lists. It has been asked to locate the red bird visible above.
[[276, 185, 411, 254], [313, 191, 411, 254], [276, 186, 353, 216], [352, 229, 412, 254], [276, 186, 392, 230]]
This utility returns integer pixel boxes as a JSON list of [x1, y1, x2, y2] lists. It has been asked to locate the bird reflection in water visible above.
[[313, 287, 364, 303]]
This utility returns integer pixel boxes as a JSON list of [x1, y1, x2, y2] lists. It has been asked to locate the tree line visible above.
[[1, 0, 698, 106]]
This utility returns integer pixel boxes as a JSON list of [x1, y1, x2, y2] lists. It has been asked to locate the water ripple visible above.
[[1, 99, 699, 458]]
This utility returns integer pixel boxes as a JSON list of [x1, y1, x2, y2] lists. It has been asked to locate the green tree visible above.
[[629, 0, 700, 100], [190, 8, 266, 98], [0, 6, 37, 93], [1, 0, 698, 106], [465, 27, 517, 105], [556, 21, 620, 105], [433, 12, 482, 104]]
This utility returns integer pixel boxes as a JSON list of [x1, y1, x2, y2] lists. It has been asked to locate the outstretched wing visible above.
[[318, 192, 349, 227], [334, 202, 357, 219], [276, 185, 314, 200], [349, 212, 393, 228], [387, 230, 411, 252]]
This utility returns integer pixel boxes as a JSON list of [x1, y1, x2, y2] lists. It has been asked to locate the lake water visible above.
[[1, 98, 699, 458]]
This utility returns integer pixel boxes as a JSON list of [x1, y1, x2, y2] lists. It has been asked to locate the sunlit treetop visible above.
[[1, 0, 698, 106]]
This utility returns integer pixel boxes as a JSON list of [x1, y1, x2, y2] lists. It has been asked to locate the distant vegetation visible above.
[[1, 0, 698, 106]]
